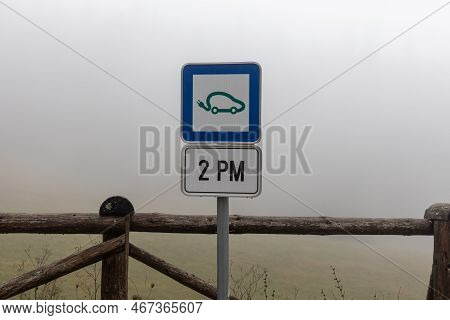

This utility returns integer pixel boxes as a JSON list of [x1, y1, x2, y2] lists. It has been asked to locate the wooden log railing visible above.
[[0, 198, 448, 300], [99, 197, 133, 300], [0, 235, 126, 300], [425, 204, 449, 300], [0, 214, 433, 235], [129, 244, 237, 300]]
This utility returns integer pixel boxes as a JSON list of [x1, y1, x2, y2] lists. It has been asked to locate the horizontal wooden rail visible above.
[[0, 213, 433, 235], [0, 235, 126, 299], [129, 244, 237, 300]]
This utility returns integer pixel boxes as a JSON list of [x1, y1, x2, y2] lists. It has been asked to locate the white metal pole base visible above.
[[217, 196, 229, 300]]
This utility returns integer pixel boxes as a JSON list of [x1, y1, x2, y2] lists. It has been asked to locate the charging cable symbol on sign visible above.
[[196, 91, 245, 115]]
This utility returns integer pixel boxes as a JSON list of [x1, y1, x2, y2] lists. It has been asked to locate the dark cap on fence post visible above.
[[100, 196, 134, 300], [424, 203, 449, 300], [100, 196, 135, 218]]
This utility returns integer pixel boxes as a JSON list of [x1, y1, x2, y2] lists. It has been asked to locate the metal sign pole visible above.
[[217, 196, 229, 300]]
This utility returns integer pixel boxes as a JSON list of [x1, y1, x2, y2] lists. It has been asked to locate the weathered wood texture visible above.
[[425, 203, 449, 300], [0, 235, 125, 300], [129, 244, 237, 300], [426, 273, 433, 300], [0, 213, 434, 235], [425, 203, 450, 221], [447, 268, 450, 297], [431, 220, 449, 299], [100, 197, 133, 300]]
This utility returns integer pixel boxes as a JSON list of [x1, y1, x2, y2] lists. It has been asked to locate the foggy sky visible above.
[[1, 0, 449, 218]]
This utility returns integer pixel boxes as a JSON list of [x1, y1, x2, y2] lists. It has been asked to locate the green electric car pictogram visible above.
[[197, 91, 245, 115]]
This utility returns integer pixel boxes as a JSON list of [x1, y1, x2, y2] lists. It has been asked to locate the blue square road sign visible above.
[[181, 63, 261, 143]]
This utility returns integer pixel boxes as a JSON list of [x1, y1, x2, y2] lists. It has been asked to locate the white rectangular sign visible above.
[[181, 146, 261, 197]]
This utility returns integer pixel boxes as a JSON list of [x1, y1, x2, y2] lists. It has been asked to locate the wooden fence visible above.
[[0, 197, 448, 300]]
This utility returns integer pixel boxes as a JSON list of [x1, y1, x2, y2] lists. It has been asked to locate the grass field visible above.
[[0, 233, 433, 299]]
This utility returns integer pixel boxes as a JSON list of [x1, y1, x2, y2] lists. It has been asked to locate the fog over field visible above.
[[0, 0, 449, 299]]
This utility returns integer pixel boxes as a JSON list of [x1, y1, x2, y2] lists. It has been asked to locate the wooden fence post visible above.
[[425, 203, 449, 300], [100, 196, 134, 300]]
